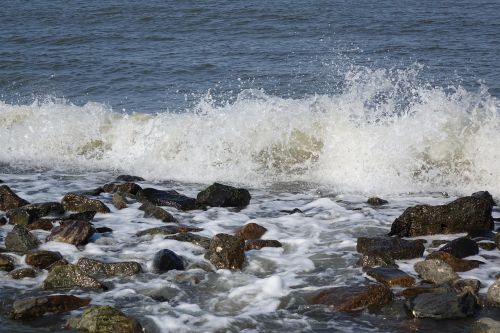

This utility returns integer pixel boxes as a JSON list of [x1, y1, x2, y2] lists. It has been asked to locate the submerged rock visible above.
[[235, 222, 267, 240], [46, 220, 95, 246], [165, 232, 211, 249], [153, 249, 184, 273], [136, 188, 198, 210], [0, 185, 30, 211], [366, 267, 415, 287], [367, 197, 388, 206], [139, 202, 176, 222], [356, 237, 425, 260], [112, 192, 128, 210], [5, 225, 40, 253], [438, 237, 479, 259], [389, 195, 493, 237], [43, 264, 107, 290], [196, 183, 251, 208], [62, 193, 110, 213], [414, 259, 458, 284], [9, 295, 90, 320], [405, 291, 477, 318], [67, 305, 143, 333], [25, 250, 63, 269], [245, 239, 282, 251], [77, 257, 142, 277], [136, 225, 203, 237], [10, 267, 36, 279], [205, 233, 245, 270], [102, 182, 142, 195], [426, 251, 482, 272], [0, 253, 15, 271], [311, 284, 393, 312]]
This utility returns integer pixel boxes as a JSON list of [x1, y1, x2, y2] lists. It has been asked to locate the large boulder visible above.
[[136, 188, 198, 211], [152, 249, 184, 273], [0, 253, 15, 271], [234, 223, 267, 240], [46, 220, 95, 246], [8, 295, 90, 320], [356, 237, 425, 260], [389, 195, 493, 237], [426, 251, 482, 272], [43, 264, 106, 290], [196, 183, 251, 208], [5, 225, 40, 253], [405, 291, 477, 318], [205, 233, 245, 270], [311, 284, 393, 312], [366, 267, 415, 287], [136, 225, 203, 237], [0, 185, 30, 211], [77, 257, 142, 277], [25, 250, 63, 269], [67, 305, 143, 333], [139, 202, 176, 222], [62, 193, 110, 213], [438, 237, 479, 259], [414, 259, 458, 284]]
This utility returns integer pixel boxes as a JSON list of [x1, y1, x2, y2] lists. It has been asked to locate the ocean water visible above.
[[1, 1, 500, 332]]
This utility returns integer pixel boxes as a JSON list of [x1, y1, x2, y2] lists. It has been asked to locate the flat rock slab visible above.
[[405, 292, 477, 319], [9, 295, 91, 320], [77, 257, 142, 277], [136, 188, 197, 210], [196, 183, 251, 208], [62, 193, 110, 213], [43, 264, 107, 290], [426, 251, 482, 272], [67, 305, 143, 333], [311, 284, 393, 312], [356, 237, 425, 260], [366, 267, 415, 287], [136, 225, 203, 237]]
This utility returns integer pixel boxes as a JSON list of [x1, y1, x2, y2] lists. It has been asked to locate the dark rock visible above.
[[25, 250, 63, 269], [26, 219, 54, 231], [8, 295, 91, 320], [245, 239, 282, 251], [0, 216, 6, 225], [139, 202, 176, 222], [356, 253, 397, 269], [205, 233, 245, 270], [112, 192, 128, 210], [43, 264, 106, 290], [280, 208, 304, 214], [196, 183, 251, 208], [389, 196, 493, 237], [438, 237, 479, 259], [62, 193, 110, 213], [165, 233, 211, 249], [77, 257, 142, 277], [471, 191, 496, 207], [453, 279, 481, 294], [117, 175, 145, 182], [235, 223, 267, 240], [5, 225, 40, 253], [367, 197, 388, 206], [136, 188, 198, 211], [405, 291, 477, 318], [468, 230, 496, 242], [67, 305, 143, 333], [103, 182, 142, 195], [153, 249, 184, 273], [96, 227, 113, 233], [46, 220, 95, 246], [136, 225, 203, 237], [0, 185, 30, 211], [311, 284, 393, 312], [414, 259, 458, 284], [473, 317, 500, 333], [401, 285, 451, 298], [426, 251, 482, 272], [10, 267, 36, 279], [356, 237, 425, 260], [431, 239, 449, 248], [496, 233, 500, 250], [0, 253, 15, 271], [478, 242, 496, 251], [366, 267, 415, 287], [68, 211, 96, 221], [487, 280, 500, 306], [46, 259, 69, 271]]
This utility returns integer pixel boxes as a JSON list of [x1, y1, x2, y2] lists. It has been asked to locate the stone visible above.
[[136, 225, 203, 237], [438, 237, 479, 259], [67, 305, 142, 333], [96, 227, 113, 233], [473, 317, 500, 333], [0, 216, 6, 225], [0, 253, 15, 271], [165, 233, 211, 249], [7, 202, 64, 226], [25, 250, 63, 269], [366, 267, 415, 287], [152, 249, 184, 273], [26, 219, 54, 231], [43, 264, 107, 290], [367, 197, 388, 206], [356, 236, 425, 260], [245, 239, 282, 251], [0, 185, 30, 211], [77, 257, 142, 277], [136, 188, 198, 211], [471, 191, 496, 208], [139, 202, 176, 222], [426, 251, 482, 272], [196, 183, 251, 208], [356, 253, 397, 269], [478, 242, 497, 251], [401, 285, 451, 298], [311, 284, 393, 312], [431, 239, 449, 247], [389, 195, 493, 237], [46, 220, 95, 246], [405, 291, 477, 318], [468, 230, 496, 242], [10, 267, 36, 279], [62, 193, 110, 213], [102, 182, 142, 195], [5, 225, 40, 253], [205, 233, 245, 270], [112, 192, 128, 210], [68, 211, 96, 221], [414, 259, 458, 284], [116, 175, 145, 182], [46, 259, 69, 271], [235, 222, 267, 240], [8, 295, 91, 320], [78, 187, 104, 196], [453, 279, 481, 294], [486, 280, 500, 306]]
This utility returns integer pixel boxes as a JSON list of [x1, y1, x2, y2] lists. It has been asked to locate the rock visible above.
[[468, 230, 496, 242], [10, 267, 36, 279], [5, 225, 40, 253], [136, 225, 203, 237], [0, 185, 30, 211], [68, 211, 96, 221], [486, 280, 500, 306], [46, 220, 95, 246], [0, 216, 6, 225], [478, 242, 497, 251], [62, 193, 110, 213], [453, 279, 481, 294], [234, 222, 267, 240], [67, 305, 142, 333], [0, 253, 15, 271], [356, 253, 397, 269], [8, 295, 91, 320], [245, 239, 282, 251], [426, 251, 482, 272], [414, 259, 458, 284], [136, 188, 198, 211], [78, 187, 104, 196], [47, 259, 69, 271], [431, 239, 449, 248], [401, 285, 451, 298], [438, 237, 479, 259], [77, 257, 142, 277], [7, 202, 64, 226], [112, 192, 128, 210], [405, 291, 477, 318], [389, 195, 493, 237], [356, 237, 425, 260], [366, 267, 415, 287], [196, 183, 251, 208], [367, 197, 388, 206], [7, 209, 33, 226], [25, 250, 63, 269], [471, 191, 496, 207], [473, 317, 500, 333], [43, 264, 106, 290], [311, 284, 393, 312], [152, 249, 184, 273], [165, 233, 211, 249], [139, 202, 176, 222], [117, 175, 145, 182], [205, 233, 245, 270], [96, 227, 113, 233], [26, 219, 54, 231], [102, 182, 142, 195]]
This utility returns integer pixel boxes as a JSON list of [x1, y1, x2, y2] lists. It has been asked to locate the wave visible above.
[[0, 65, 499, 196]]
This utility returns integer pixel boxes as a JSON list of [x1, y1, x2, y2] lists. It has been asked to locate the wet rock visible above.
[[68, 211, 96, 221], [473, 317, 500, 333], [164, 233, 211, 249], [486, 280, 500, 306], [46, 220, 95, 246], [136, 188, 198, 211], [5, 225, 40, 253], [366, 267, 415, 287], [471, 191, 496, 208], [0, 216, 6, 225], [453, 279, 481, 294], [153, 249, 184, 273], [438, 237, 479, 259], [356, 236, 425, 260], [280, 208, 304, 214], [431, 239, 449, 248], [367, 197, 388, 206], [139, 202, 176, 222], [77, 257, 142, 277], [478, 242, 497, 251], [10, 267, 36, 279], [136, 225, 203, 237], [356, 253, 397, 269], [25, 250, 63, 269], [78, 187, 104, 196], [205, 233, 245, 270], [0, 185, 30, 211], [235, 222, 267, 240], [311, 284, 393, 312], [414, 259, 458, 284], [112, 192, 128, 210], [62, 193, 110, 213], [117, 175, 145, 182], [102, 182, 142, 195], [96, 227, 113, 233], [0, 253, 15, 271], [426, 251, 482, 272], [245, 239, 282, 251], [8, 295, 91, 320], [26, 219, 54, 231], [67, 305, 143, 333], [196, 183, 251, 208], [46, 259, 69, 271], [406, 291, 477, 318], [401, 285, 451, 298], [13, 202, 64, 220], [468, 229, 496, 242], [43, 264, 107, 290], [389, 195, 493, 237]]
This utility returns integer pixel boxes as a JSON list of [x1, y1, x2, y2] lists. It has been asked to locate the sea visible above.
[[0, 1, 499, 332]]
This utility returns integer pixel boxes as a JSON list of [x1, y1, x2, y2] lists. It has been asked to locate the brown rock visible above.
[[0, 253, 15, 271], [10, 267, 36, 279], [426, 251, 482, 272], [61, 193, 110, 213], [311, 284, 393, 312], [25, 250, 63, 270], [235, 223, 267, 240], [9, 295, 90, 320], [46, 220, 95, 246], [367, 197, 388, 206], [245, 239, 282, 250], [401, 285, 451, 298], [139, 202, 176, 222], [0, 185, 30, 211], [366, 267, 416, 287], [205, 233, 245, 269]]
